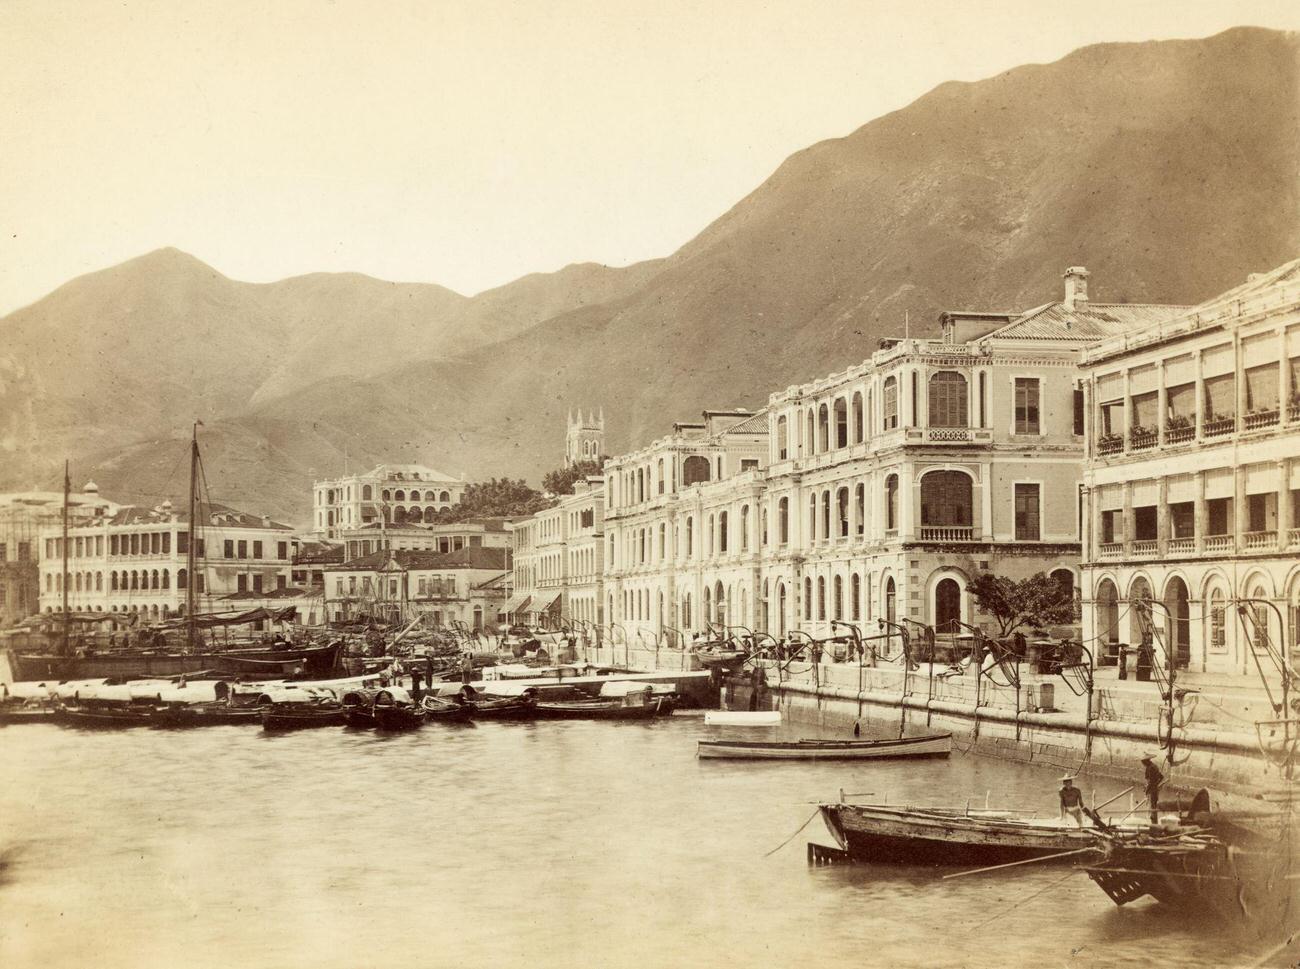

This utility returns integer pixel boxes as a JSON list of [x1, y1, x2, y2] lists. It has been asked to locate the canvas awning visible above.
[[502, 594, 532, 615], [532, 591, 562, 613]]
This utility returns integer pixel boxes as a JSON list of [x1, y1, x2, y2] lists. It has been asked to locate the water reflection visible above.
[[0, 717, 1287, 968]]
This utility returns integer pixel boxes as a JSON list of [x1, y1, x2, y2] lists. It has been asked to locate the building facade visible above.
[[38, 501, 298, 621], [323, 546, 510, 629], [338, 518, 509, 562], [565, 409, 605, 466], [1079, 258, 1300, 677], [313, 464, 465, 539], [507, 478, 605, 627]]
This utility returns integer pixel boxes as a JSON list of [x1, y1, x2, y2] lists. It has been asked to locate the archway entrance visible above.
[[1163, 577, 1190, 670], [934, 578, 961, 634]]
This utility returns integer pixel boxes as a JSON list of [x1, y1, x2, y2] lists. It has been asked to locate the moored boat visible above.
[[460, 686, 537, 720], [819, 801, 1106, 866], [261, 704, 347, 730], [341, 689, 380, 728], [372, 688, 425, 730], [533, 686, 661, 721], [698, 732, 951, 761], [420, 694, 474, 722]]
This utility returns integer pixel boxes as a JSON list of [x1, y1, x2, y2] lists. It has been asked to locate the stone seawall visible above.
[[578, 643, 1280, 793]]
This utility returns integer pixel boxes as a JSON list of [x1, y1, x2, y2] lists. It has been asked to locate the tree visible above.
[[437, 478, 551, 521], [542, 458, 606, 496], [966, 571, 1079, 638]]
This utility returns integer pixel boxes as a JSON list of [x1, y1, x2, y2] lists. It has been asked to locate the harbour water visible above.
[[0, 717, 1283, 968]]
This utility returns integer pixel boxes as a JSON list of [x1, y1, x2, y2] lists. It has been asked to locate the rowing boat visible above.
[[697, 733, 951, 761]]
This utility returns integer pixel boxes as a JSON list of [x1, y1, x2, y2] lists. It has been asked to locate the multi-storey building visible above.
[[38, 500, 297, 620], [312, 464, 465, 539], [337, 518, 509, 562], [1079, 258, 1300, 676], [601, 410, 769, 643], [1, 483, 120, 627], [323, 546, 510, 630], [591, 269, 1188, 648], [507, 478, 605, 627]]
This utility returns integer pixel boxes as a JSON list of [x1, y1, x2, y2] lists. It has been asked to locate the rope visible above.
[[967, 868, 1079, 932], [763, 808, 821, 858]]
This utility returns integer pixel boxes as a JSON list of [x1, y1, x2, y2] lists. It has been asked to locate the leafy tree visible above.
[[542, 458, 606, 496], [436, 478, 551, 521], [966, 571, 1078, 638]]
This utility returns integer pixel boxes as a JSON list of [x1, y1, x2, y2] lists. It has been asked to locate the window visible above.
[[1204, 374, 1234, 420], [928, 372, 968, 427], [817, 576, 826, 620], [778, 498, 789, 544], [808, 494, 817, 541], [237, 574, 248, 592], [741, 459, 759, 472], [1245, 364, 1279, 414], [776, 416, 789, 460], [883, 377, 899, 429], [885, 475, 899, 531], [237, 540, 248, 559], [1014, 378, 1040, 434], [1209, 589, 1226, 650], [253, 574, 263, 593], [821, 491, 831, 540], [278, 541, 288, 560], [851, 573, 861, 620], [921, 471, 972, 527], [804, 577, 813, 620], [253, 541, 263, 559], [817, 404, 830, 452], [685, 517, 694, 557], [224, 539, 234, 558], [852, 392, 864, 443], [1073, 389, 1085, 435], [740, 506, 749, 551], [837, 488, 850, 538], [834, 398, 848, 448], [833, 575, 843, 620], [1014, 484, 1041, 540], [855, 484, 865, 536], [177, 532, 188, 554], [682, 456, 711, 486]]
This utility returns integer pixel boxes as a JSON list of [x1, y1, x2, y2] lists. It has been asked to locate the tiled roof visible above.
[[728, 409, 770, 435], [292, 541, 344, 565], [367, 463, 461, 483], [326, 546, 508, 573], [107, 501, 292, 531], [217, 587, 317, 600], [984, 302, 1190, 342]]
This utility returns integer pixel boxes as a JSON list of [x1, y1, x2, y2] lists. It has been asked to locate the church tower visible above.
[[565, 408, 605, 466]]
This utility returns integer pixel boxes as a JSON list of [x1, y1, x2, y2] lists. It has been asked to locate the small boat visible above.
[[341, 689, 380, 729], [420, 695, 474, 722], [819, 801, 1106, 866], [533, 687, 661, 721], [698, 733, 951, 761], [57, 703, 157, 728], [261, 696, 347, 731], [0, 701, 59, 725], [460, 686, 537, 720], [151, 703, 261, 727], [373, 688, 425, 730]]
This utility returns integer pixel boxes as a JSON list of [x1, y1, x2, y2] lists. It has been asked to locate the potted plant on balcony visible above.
[[1097, 432, 1123, 453], [1129, 423, 1157, 447], [1164, 413, 1192, 438]]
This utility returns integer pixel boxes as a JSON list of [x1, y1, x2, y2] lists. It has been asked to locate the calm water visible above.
[[0, 717, 1286, 969]]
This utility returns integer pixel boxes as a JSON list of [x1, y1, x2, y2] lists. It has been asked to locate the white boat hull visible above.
[[697, 733, 951, 760]]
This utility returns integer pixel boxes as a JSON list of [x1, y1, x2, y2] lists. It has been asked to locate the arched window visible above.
[[423, 507, 437, 523], [740, 505, 749, 551], [885, 475, 899, 532], [423, 491, 435, 502], [130, 570, 139, 590], [851, 392, 864, 443], [707, 515, 715, 556], [686, 516, 694, 557], [703, 585, 712, 623], [1207, 586, 1227, 654], [806, 408, 815, 456], [883, 377, 899, 429], [1128, 576, 1153, 648], [718, 511, 728, 553], [821, 490, 831, 540], [1163, 576, 1190, 669], [362, 485, 372, 501], [920, 471, 973, 529], [855, 483, 865, 536], [776, 416, 789, 460], [851, 573, 861, 620], [1250, 584, 1270, 652], [808, 494, 817, 542], [177, 568, 187, 593], [836, 488, 850, 538], [658, 523, 666, 559], [382, 490, 391, 501], [934, 578, 962, 633], [161, 570, 169, 589], [74, 573, 82, 591], [682, 593, 692, 629], [395, 490, 405, 501], [95, 572, 103, 591], [834, 397, 848, 448], [761, 507, 769, 545], [817, 576, 826, 620], [804, 577, 813, 620], [778, 498, 789, 544], [714, 581, 726, 625], [818, 403, 830, 452], [151, 569, 160, 590], [777, 583, 787, 637], [682, 456, 711, 486], [928, 372, 969, 428], [833, 575, 843, 620], [393, 506, 407, 525]]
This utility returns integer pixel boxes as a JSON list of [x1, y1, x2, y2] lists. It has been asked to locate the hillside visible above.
[[6, 26, 1299, 527]]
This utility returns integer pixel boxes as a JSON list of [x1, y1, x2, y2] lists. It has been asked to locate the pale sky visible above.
[[1, 0, 1297, 315]]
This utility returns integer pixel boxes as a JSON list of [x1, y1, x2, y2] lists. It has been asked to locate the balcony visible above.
[[1203, 534, 1233, 553], [1290, 401, 1300, 423], [922, 427, 994, 445], [1129, 427, 1158, 451], [1289, 528, 1300, 548], [1098, 542, 1124, 558], [1131, 539, 1158, 556], [1203, 415, 1235, 438], [1097, 435, 1124, 456], [1164, 422, 1194, 445], [1166, 537, 1195, 555], [1243, 530, 1276, 550], [919, 526, 975, 542], [1243, 409, 1280, 431]]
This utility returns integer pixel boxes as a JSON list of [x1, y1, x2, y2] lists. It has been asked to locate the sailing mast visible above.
[[186, 423, 199, 652], [61, 459, 70, 655]]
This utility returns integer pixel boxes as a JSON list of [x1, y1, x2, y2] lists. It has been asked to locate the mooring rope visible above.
[[763, 807, 822, 858]]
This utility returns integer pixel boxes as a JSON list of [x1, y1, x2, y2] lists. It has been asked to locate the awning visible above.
[[502, 594, 532, 615], [532, 591, 562, 613]]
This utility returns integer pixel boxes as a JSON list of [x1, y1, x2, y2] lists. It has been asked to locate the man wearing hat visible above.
[[1058, 775, 1085, 828], [1141, 753, 1164, 823]]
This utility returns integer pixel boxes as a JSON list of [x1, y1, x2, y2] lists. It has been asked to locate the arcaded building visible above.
[[312, 463, 465, 539], [1080, 258, 1300, 676]]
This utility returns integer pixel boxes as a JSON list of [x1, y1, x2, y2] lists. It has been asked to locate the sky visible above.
[[1, 0, 1297, 315]]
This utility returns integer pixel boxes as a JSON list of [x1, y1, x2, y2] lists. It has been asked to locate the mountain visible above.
[[5, 26, 1299, 527]]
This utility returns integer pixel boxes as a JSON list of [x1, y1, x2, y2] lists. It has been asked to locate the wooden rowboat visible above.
[[697, 732, 951, 761], [261, 703, 347, 731], [532, 696, 661, 720], [819, 801, 1103, 866]]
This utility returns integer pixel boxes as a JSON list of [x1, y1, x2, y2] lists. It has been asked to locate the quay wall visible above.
[[577, 643, 1280, 793]]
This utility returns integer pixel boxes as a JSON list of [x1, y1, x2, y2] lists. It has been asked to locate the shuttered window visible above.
[[928, 372, 968, 427], [1014, 483, 1041, 541], [1014, 379, 1040, 434]]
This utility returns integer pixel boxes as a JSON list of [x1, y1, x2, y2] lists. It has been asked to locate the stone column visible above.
[[1156, 476, 1170, 552], [1278, 458, 1291, 552], [1234, 465, 1248, 549], [1121, 481, 1133, 552], [1193, 471, 1206, 553]]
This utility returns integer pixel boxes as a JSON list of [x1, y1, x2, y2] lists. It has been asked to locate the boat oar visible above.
[[942, 846, 1101, 880], [1093, 786, 1135, 813]]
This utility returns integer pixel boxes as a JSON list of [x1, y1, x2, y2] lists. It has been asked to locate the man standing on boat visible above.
[[1058, 776, 1085, 827], [1141, 754, 1163, 823]]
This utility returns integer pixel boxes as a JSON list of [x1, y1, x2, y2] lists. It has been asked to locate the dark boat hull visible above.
[[57, 706, 156, 728], [533, 700, 660, 720], [344, 707, 378, 729], [466, 696, 536, 719], [374, 706, 425, 731], [820, 804, 1100, 866], [261, 707, 347, 731], [10, 641, 345, 681], [151, 704, 262, 727], [420, 699, 474, 723]]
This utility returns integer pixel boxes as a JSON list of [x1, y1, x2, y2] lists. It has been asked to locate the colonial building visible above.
[[1079, 258, 1300, 676], [0, 483, 119, 627], [565, 409, 605, 466], [38, 500, 298, 621], [312, 464, 465, 539], [506, 478, 605, 627], [337, 518, 509, 562], [323, 546, 510, 630]]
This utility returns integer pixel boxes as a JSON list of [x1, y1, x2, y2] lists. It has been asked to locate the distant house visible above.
[[312, 463, 466, 539]]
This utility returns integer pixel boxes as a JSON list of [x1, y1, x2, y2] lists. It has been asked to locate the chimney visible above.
[[1063, 267, 1089, 309]]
